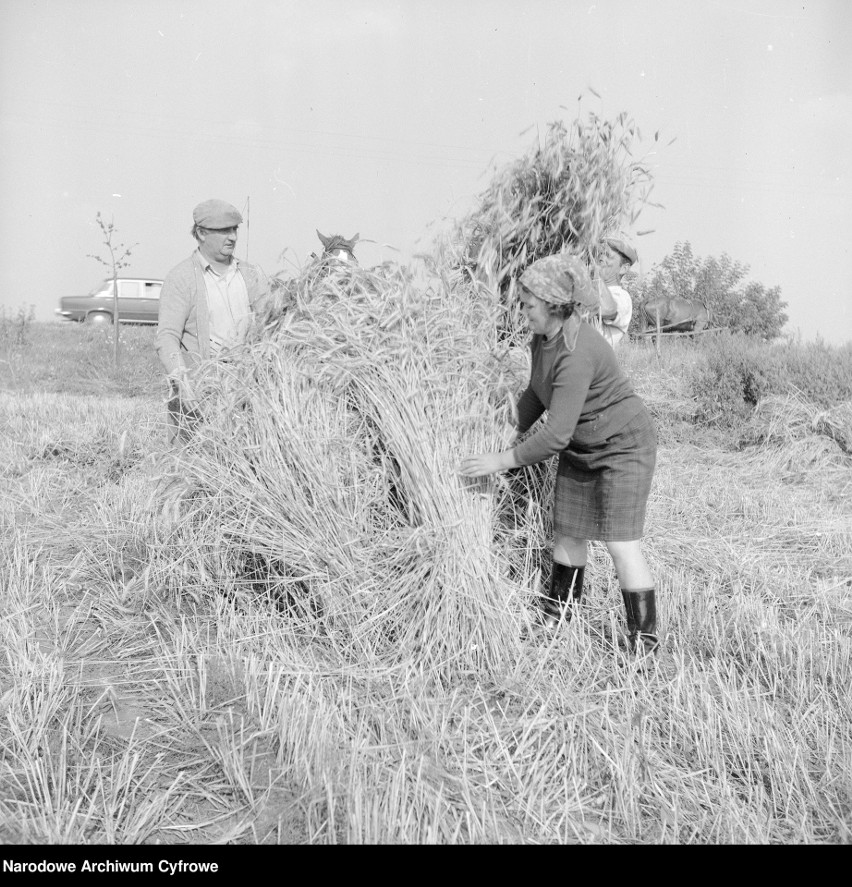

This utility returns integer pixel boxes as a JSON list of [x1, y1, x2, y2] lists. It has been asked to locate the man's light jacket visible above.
[[155, 251, 270, 376]]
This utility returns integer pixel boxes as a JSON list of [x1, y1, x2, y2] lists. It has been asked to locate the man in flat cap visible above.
[[155, 198, 271, 443], [596, 234, 638, 349]]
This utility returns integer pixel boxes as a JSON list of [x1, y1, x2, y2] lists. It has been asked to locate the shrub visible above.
[[762, 339, 852, 408], [692, 334, 852, 428], [629, 242, 788, 339], [692, 333, 772, 426]]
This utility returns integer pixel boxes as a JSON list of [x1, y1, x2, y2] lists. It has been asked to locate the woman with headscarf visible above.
[[459, 254, 659, 656]]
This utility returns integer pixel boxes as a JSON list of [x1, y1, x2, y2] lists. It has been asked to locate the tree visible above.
[[627, 241, 788, 339], [88, 212, 137, 369]]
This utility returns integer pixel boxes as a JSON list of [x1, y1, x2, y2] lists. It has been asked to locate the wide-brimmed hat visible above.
[[193, 199, 243, 229]]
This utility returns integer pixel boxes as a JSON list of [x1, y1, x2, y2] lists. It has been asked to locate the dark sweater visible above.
[[513, 321, 644, 467]]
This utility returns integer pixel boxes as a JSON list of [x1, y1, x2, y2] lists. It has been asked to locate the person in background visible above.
[[458, 253, 659, 657], [155, 199, 270, 443], [596, 235, 638, 349]]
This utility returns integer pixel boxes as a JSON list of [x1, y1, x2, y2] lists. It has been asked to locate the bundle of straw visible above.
[[167, 262, 544, 677], [742, 393, 852, 456], [442, 110, 656, 340]]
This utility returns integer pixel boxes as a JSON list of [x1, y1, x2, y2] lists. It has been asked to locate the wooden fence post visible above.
[[655, 304, 661, 359], [112, 273, 119, 371]]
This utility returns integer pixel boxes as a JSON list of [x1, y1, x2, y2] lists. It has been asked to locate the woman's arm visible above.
[[512, 350, 594, 467], [515, 386, 545, 435]]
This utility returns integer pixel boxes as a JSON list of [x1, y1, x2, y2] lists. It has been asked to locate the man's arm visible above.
[[155, 270, 192, 378], [604, 286, 633, 333], [599, 283, 619, 322]]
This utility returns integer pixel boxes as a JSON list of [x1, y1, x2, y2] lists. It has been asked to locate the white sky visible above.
[[1, 0, 850, 342]]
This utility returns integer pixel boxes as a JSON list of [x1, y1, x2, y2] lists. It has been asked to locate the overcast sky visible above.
[[1, 0, 849, 343]]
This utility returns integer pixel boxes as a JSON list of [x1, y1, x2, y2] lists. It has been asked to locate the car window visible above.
[[90, 279, 115, 298], [120, 281, 142, 299], [145, 282, 162, 299]]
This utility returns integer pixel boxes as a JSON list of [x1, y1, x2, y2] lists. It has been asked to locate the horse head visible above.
[[316, 230, 360, 265]]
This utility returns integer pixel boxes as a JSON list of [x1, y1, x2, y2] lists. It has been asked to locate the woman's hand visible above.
[[458, 450, 518, 478]]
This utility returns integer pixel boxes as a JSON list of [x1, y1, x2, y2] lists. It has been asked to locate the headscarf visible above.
[[518, 254, 596, 351]]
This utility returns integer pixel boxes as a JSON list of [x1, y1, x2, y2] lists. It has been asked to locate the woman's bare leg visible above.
[[605, 539, 653, 589], [553, 535, 587, 566]]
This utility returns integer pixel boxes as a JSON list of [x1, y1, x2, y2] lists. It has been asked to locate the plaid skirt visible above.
[[553, 406, 657, 541]]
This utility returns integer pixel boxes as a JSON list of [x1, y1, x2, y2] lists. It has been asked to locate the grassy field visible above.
[[0, 320, 160, 397], [1, 317, 850, 845]]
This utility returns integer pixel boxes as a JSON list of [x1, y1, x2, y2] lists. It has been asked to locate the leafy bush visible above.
[[692, 333, 852, 427], [692, 333, 772, 426], [629, 242, 788, 339], [762, 339, 852, 408]]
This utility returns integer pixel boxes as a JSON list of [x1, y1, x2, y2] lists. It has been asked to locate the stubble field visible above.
[[1, 318, 850, 844]]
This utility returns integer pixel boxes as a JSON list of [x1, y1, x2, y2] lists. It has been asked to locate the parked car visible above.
[[55, 277, 163, 325]]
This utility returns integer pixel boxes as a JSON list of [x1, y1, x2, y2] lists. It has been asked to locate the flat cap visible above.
[[606, 235, 638, 266], [193, 199, 243, 229]]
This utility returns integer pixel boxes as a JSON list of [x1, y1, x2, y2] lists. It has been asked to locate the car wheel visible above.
[[86, 312, 112, 325]]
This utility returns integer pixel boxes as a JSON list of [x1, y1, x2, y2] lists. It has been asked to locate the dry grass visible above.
[[1, 275, 851, 844], [5, 101, 847, 844], [432, 107, 657, 344], [162, 262, 531, 680]]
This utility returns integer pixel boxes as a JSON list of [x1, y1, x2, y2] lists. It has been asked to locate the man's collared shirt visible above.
[[197, 251, 252, 354]]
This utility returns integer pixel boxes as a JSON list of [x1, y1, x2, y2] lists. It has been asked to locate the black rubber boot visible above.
[[541, 563, 585, 629], [620, 588, 659, 656]]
